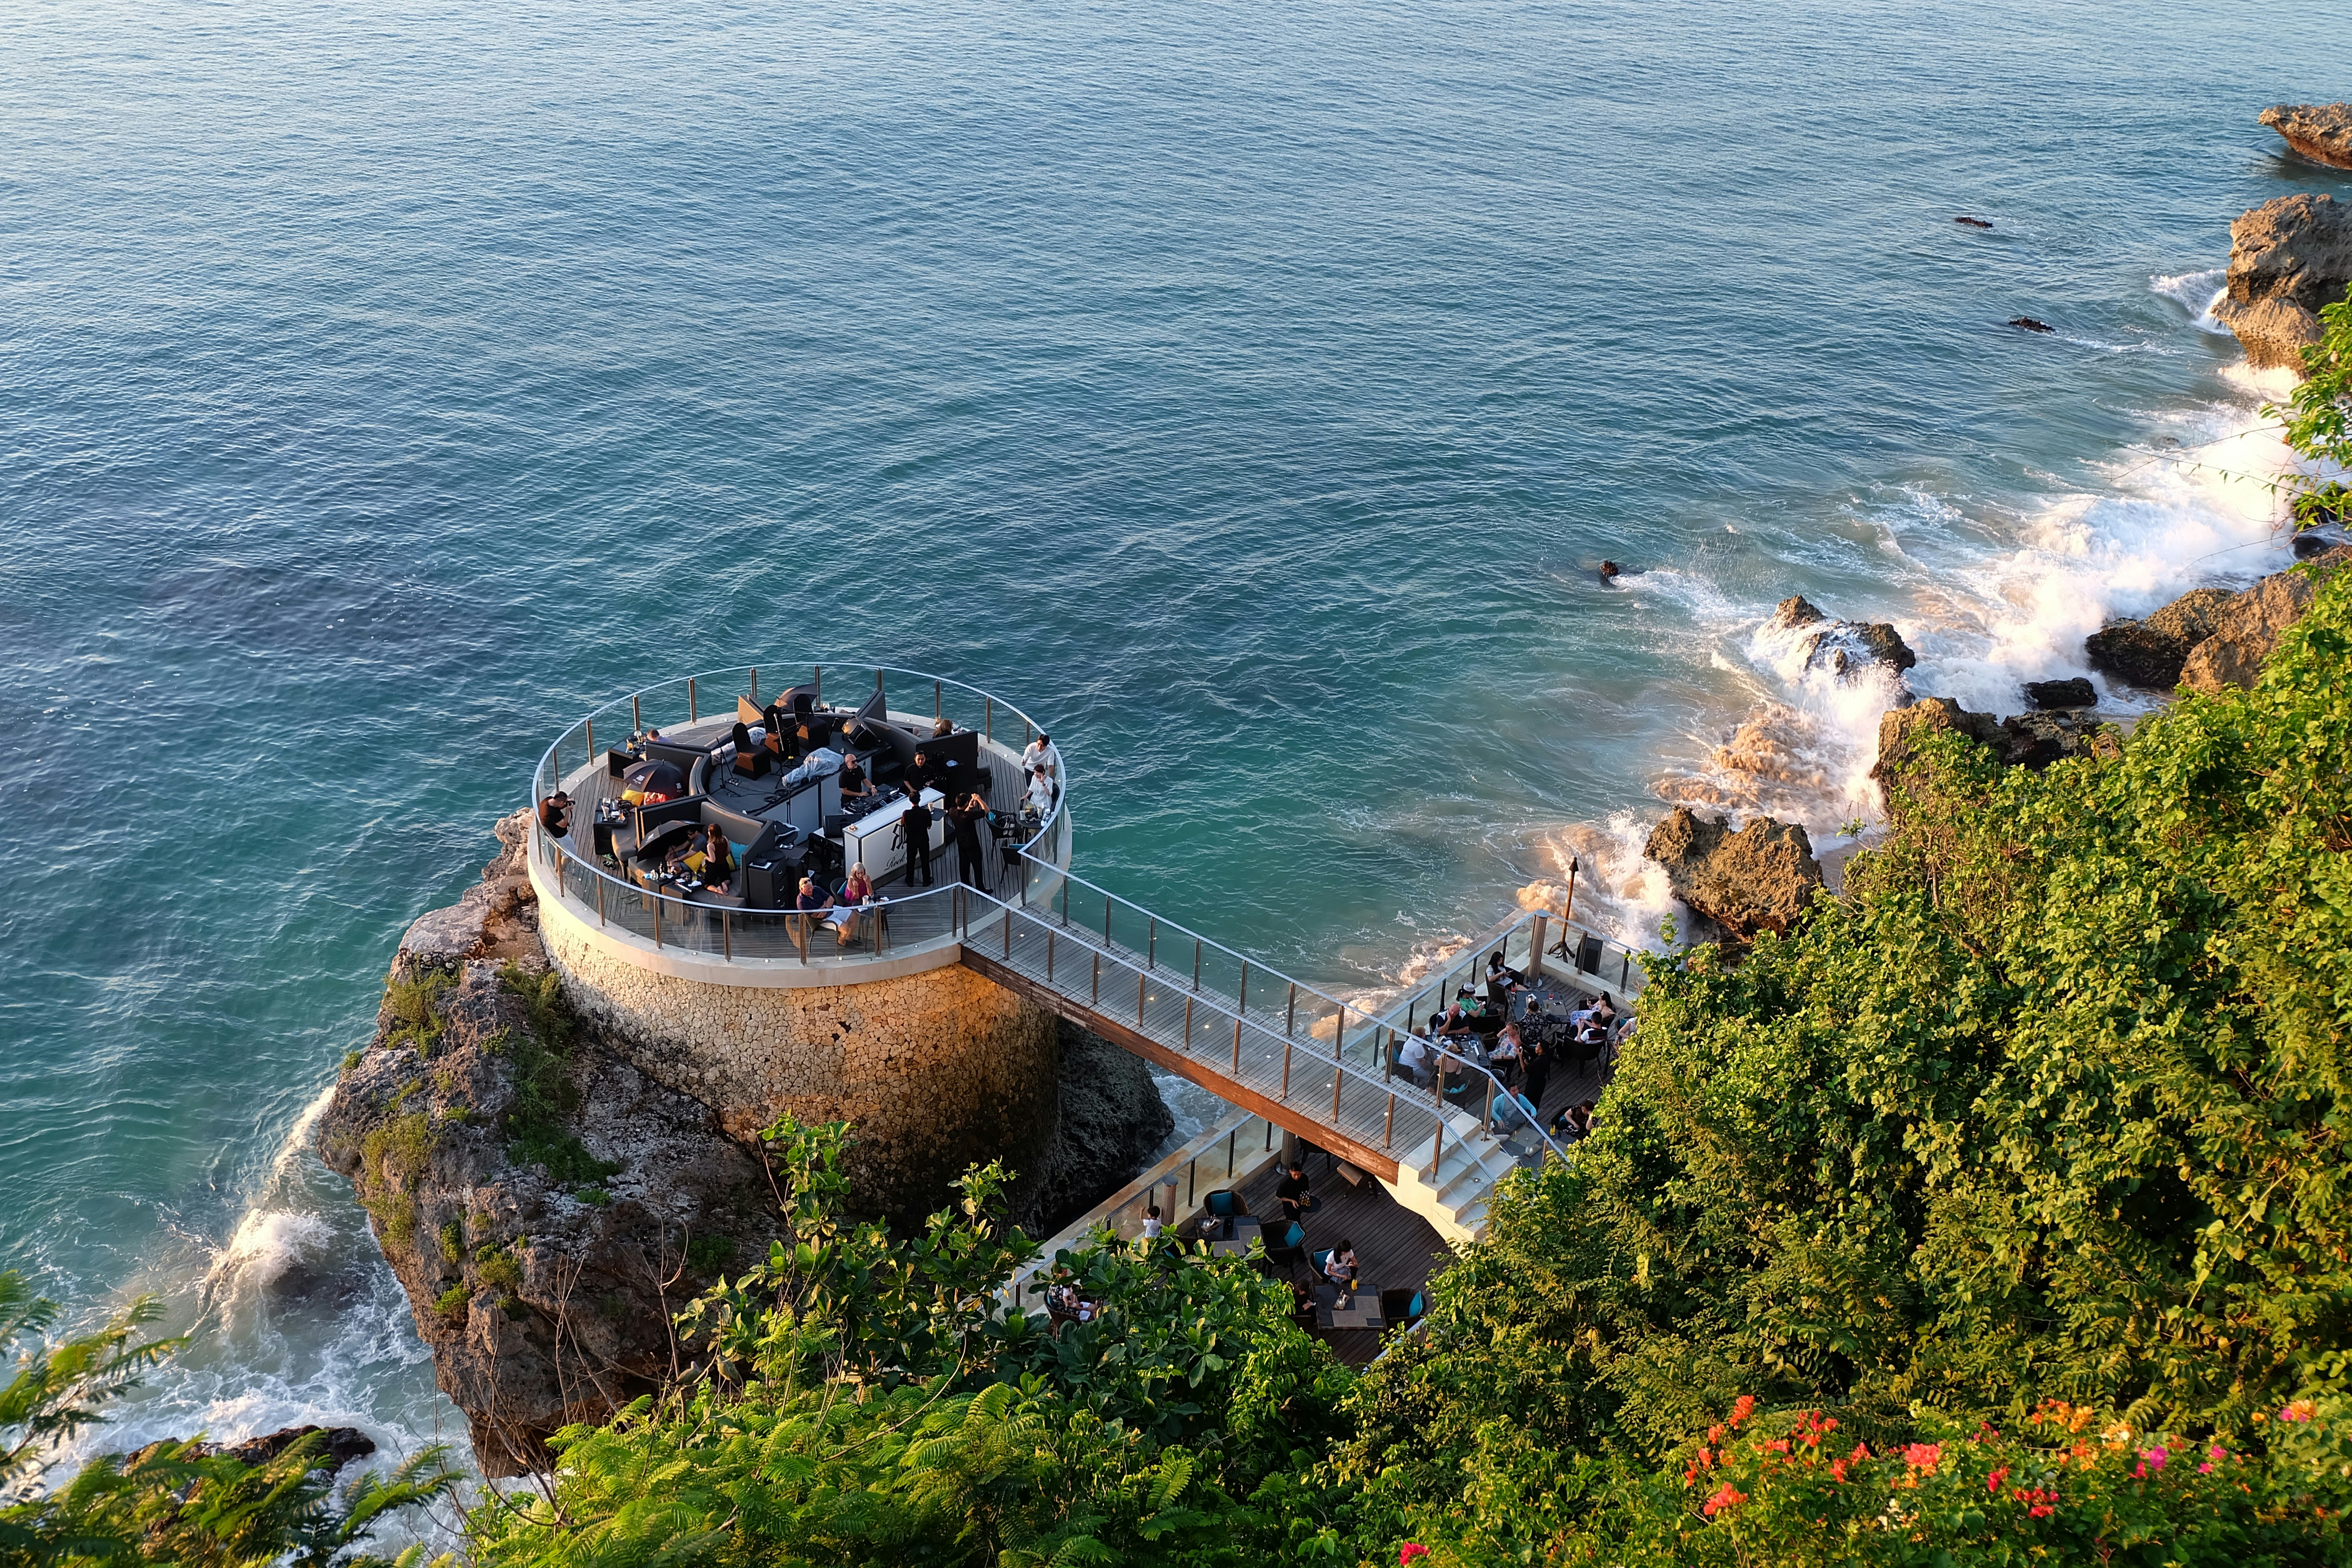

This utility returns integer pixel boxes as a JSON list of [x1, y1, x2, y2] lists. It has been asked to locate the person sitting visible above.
[[931, 715, 953, 739], [837, 862, 876, 944], [1322, 1240, 1359, 1287], [837, 752, 876, 805], [792, 874, 834, 959], [1486, 949, 1524, 994], [537, 791, 573, 838], [1491, 1020, 1526, 1085], [1593, 992, 1620, 1025], [1024, 763, 1056, 821], [1274, 1161, 1314, 1225], [1490, 1088, 1540, 1135], [685, 823, 734, 895], [1433, 1002, 1479, 1039], [1396, 1030, 1435, 1089]]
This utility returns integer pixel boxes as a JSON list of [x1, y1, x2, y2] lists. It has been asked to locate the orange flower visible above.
[[1729, 1396, 1757, 1428], [1703, 1483, 1749, 1518]]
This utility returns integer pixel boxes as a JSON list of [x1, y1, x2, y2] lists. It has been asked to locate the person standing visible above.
[[901, 787, 935, 886], [1022, 732, 1055, 783], [1522, 1032, 1553, 1119], [1275, 1161, 1314, 1225], [947, 792, 990, 894]]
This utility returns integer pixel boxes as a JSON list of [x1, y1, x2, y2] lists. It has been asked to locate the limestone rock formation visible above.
[[1642, 807, 1824, 941], [2085, 587, 2237, 689], [397, 811, 543, 966], [1871, 697, 2001, 796], [2262, 102, 2352, 170], [318, 950, 781, 1475], [1005, 1021, 1174, 1238], [2023, 676, 2095, 710], [2180, 549, 2352, 694], [1871, 695, 2108, 795], [323, 820, 1173, 1475], [1768, 596, 1917, 679], [2212, 193, 2352, 373]]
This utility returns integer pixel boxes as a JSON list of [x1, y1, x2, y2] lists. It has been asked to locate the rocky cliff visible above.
[[2262, 102, 2352, 171], [319, 815, 1169, 1475], [2086, 549, 2352, 694], [2213, 193, 2352, 373]]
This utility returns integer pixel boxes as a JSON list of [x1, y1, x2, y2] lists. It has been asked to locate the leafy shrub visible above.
[[433, 1282, 472, 1318], [380, 969, 451, 1057], [438, 1218, 463, 1265]]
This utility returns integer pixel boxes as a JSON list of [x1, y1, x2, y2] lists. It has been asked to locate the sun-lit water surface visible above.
[[2, 0, 2343, 1485]]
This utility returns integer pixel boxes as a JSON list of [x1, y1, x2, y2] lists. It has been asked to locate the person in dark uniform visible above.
[[1274, 1162, 1315, 1225], [946, 792, 990, 894], [906, 748, 941, 798], [901, 787, 935, 886]]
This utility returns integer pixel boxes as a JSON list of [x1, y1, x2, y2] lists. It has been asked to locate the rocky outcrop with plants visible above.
[[2213, 192, 2352, 373]]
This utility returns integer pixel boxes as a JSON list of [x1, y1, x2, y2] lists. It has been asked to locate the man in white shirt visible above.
[[1022, 733, 1056, 782], [1396, 1031, 1434, 1089]]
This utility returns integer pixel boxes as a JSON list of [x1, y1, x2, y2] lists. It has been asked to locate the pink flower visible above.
[[1902, 1443, 1943, 1471], [1703, 1483, 1749, 1518], [1987, 1466, 2009, 1494], [2141, 1446, 2167, 1471], [1399, 1547, 1430, 1567]]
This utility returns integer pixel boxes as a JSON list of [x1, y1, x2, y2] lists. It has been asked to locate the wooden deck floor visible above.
[[1228, 1155, 1445, 1366]]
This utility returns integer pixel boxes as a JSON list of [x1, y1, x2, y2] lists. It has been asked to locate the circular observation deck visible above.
[[527, 663, 1070, 988]]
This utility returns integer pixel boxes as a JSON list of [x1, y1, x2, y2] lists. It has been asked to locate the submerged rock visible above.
[[1642, 807, 1824, 942], [2022, 676, 2095, 710], [221, 1425, 379, 1473], [2212, 193, 2352, 373], [2262, 102, 2352, 171], [1767, 595, 1917, 680]]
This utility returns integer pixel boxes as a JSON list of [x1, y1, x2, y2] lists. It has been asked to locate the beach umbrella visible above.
[[620, 758, 686, 805]]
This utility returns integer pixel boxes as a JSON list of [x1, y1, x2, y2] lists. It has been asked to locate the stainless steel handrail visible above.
[[958, 883, 1577, 1171]]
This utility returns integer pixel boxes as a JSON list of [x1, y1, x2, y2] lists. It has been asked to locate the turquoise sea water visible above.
[[3, 0, 2344, 1477]]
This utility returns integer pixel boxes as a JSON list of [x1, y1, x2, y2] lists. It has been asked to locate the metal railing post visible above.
[[1192, 941, 1201, 991], [749, 667, 758, 704], [1332, 1061, 1344, 1119], [652, 892, 663, 948], [814, 665, 822, 702], [1003, 904, 1012, 957], [1183, 993, 1193, 1042], [1137, 969, 1147, 1025], [1148, 919, 1156, 969], [723, 907, 732, 961], [632, 694, 642, 735], [1092, 951, 1100, 1005], [1238, 961, 1248, 1015], [1286, 982, 1296, 1035], [1046, 931, 1055, 982], [585, 717, 593, 762], [935, 680, 942, 719], [688, 678, 697, 722], [1280, 1037, 1292, 1099], [1231, 1016, 1242, 1072], [1529, 914, 1547, 982], [553, 740, 560, 780], [595, 869, 605, 924], [985, 698, 992, 740], [1385, 1093, 1396, 1147]]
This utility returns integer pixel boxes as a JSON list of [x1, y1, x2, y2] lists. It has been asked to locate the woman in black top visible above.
[[696, 824, 735, 894]]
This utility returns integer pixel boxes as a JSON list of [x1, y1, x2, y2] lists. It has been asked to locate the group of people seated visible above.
[[1391, 949, 1629, 1145]]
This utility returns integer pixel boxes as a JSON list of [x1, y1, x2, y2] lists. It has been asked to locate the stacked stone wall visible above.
[[541, 915, 1059, 1221]]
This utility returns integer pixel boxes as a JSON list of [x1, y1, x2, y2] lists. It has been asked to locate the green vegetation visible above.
[[16, 570, 2351, 1565], [438, 1220, 463, 1266], [0, 1270, 456, 1564], [473, 1245, 523, 1295], [492, 966, 619, 1193], [381, 970, 451, 1058], [681, 1233, 733, 1274], [358, 1113, 435, 1252], [2274, 295, 2352, 527], [432, 1283, 472, 1319]]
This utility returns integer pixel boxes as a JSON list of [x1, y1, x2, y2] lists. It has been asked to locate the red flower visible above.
[[1399, 1546, 1430, 1566], [1987, 1467, 2009, 1494], [1703, 1483, 1749, 1518], [1902, 1443, 1943, 1471], [1729, 1396, 1757, 1428]]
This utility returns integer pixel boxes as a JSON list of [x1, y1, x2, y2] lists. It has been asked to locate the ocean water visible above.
[[3, 0, 2344, 1495]]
